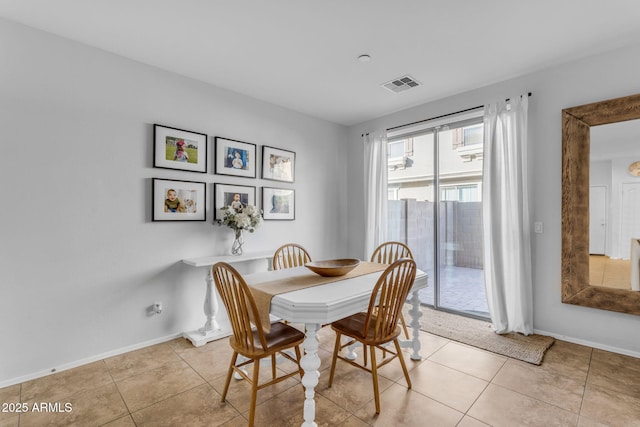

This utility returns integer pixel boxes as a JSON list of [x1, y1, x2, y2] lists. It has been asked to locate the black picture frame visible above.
[[215, 137, 257, 178], [262, 145, 295, 183], [152, 178, 206, 221], [262, 187, 295, 220], [153, 124, 208, 173], [214, 183, 257, 221]]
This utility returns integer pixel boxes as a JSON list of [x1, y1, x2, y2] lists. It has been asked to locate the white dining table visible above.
[[243, 265, 428, 427]]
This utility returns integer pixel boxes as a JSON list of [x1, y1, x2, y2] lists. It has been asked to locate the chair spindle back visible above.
[[273, 243, 312, 270], [211, 262, 267, 353], [370, 241, 414, 264], [362, 258, 416, 341]]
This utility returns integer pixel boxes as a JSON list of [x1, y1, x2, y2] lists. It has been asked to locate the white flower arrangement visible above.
[[216, 204, 263, 232]]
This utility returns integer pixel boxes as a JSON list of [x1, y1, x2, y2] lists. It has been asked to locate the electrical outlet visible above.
[[153, 302, 163, 315]]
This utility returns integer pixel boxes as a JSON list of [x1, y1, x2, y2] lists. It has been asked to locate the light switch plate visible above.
[[534, 222, 543, 234]]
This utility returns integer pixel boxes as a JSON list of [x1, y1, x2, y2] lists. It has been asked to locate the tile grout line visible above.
[[464, 353, 509, 420], [107, 344, 207, 424], [576, 347, 594, 421], [17, 383, 23, 427], [425, 354, 506, 383], [103, 358, 136, 424], [488, 358, 588, 415], [178, 338, 307, 424], [166, 339, 247, 421]]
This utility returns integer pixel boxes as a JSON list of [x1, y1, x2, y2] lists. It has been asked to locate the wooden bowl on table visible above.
[[305, 259, 361, 277]]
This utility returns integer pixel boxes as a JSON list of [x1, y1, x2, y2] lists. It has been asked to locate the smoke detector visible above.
[[381, 75, 421, 93]]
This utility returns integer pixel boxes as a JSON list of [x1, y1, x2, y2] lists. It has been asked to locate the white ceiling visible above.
[[2, 0, 640, 126]]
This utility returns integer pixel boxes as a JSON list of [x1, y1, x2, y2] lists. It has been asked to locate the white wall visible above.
[[0, 19, 348, 385], [611, 156, 640, 259], [591, 156, 640, 259], [590, 160, 612, 255], [347, 44, 640, 356]]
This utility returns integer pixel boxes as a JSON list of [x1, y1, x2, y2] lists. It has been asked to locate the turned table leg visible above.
[[300, 323, 321, 427]]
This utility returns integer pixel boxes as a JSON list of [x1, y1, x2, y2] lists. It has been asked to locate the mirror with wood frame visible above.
[[562, 93, 640, 315]]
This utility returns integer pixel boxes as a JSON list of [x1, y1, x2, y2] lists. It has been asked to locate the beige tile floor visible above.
[[2, 327, 640, 427], [589, 255, 632, 290]]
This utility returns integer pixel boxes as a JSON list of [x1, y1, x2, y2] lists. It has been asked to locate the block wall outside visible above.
[[388, 199, 483, 271]]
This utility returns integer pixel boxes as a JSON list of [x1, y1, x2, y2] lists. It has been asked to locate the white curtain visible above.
[[482, 95, 533, 335], [364, 132, 388, 259]]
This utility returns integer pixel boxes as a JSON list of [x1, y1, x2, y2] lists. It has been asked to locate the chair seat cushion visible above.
[[230, 321, 305, 356], [331, 312, 400, 343], [261, 322, 305, 350]]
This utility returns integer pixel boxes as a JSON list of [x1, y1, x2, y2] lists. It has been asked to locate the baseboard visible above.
[[534, 328, 640, 359], [0, 332, 184, 389]]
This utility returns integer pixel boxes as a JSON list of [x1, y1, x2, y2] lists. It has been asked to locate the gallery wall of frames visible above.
[[151, 124, 296, 222]]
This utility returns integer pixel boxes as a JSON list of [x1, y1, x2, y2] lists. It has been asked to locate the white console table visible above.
[[181, 250, 274, 347]]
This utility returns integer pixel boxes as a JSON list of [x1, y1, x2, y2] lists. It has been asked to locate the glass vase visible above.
[[231, 229, 244, 255]]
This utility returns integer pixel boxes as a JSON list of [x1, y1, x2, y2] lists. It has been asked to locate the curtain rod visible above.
[[386, 92, 532, 132]]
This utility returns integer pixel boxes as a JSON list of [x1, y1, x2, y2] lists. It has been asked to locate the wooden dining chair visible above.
[[371, 241, 414, 265], [328, 258, 417, 414], [371, 241, 414, 339], [211, 262, 305, 427], [272, 243, 312, 270]]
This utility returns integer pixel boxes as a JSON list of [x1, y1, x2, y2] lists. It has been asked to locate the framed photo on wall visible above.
[[154, 124, 208, 173], [152, 178, 206, 221], [262, 187, 295, 220], [215, 137, 257, 178], [262, 146, 295, 183], [214, 183, 256, 221]]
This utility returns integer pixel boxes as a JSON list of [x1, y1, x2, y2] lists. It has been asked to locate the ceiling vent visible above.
[[381, 75, 421, 93]]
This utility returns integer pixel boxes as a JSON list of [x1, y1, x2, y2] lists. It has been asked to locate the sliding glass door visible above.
[[387, 115, 488, 318]]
